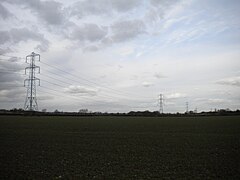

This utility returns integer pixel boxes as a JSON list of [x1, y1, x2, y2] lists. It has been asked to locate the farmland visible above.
[[0, 115, 239, 179]]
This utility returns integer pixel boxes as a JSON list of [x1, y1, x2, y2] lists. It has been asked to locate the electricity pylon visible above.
[[24, 52, 40, 111], [186, 102, 189, 113], [159, 94, 164, 114]]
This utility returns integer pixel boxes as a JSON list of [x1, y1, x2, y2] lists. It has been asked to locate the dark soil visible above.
[[0, 116, 239, 179]]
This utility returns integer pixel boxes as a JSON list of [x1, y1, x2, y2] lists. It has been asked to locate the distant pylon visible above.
[[24, 52, 40, 111], [186, 102, 189, 113], [159, 94, 164, 114]]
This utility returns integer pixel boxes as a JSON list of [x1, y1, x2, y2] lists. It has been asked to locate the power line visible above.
[[0, 55, 144, 103], [39, 85, 118, 104], [39, 69, 130, 100], [40, 61, 152, 100], [40, 61, 128, 95], [40, 79, 138, 103], [40, 75, 157, 104], [38, 86, 156, 111], [1, 54, 153, 100], [38, 65, 150, 101], [41, 79, 113, 101], [39, 82, 157, 109], [40, 73, 73, 86], [1, 54, 156, 105], [38, 87, 92, 104], [41, 79, 70, 88]]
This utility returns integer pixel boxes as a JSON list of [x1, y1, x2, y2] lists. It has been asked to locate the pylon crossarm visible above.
[[34, 54, 40, 61], [35, 66, 40, 73], [26, 55, 32, 63], [24, 79, 29, 87], [35, 78, 40, 86], [25, 67, 31, 74]]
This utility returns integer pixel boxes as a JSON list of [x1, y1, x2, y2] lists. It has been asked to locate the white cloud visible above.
[[118, 46, 135, 56], [142, 81, 153, 87], [166, 93, 187, 99]]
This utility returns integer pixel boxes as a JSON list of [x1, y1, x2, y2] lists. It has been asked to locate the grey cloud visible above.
[[0, 60, 25, 85], [71, 0, 108, 18], [154, 72, 166, 79], [26, 0, 65, 25], [71, 0, 141, 18], [110, 20, 146, 42], [10, 28, 46, 44], [0, 28, 49, 52], [83, 45, 99, 52], [0, 47, 12, 54], [0, 87, 25, 102], [0, 3, 12, 19], [111, 0, 141, 12], [0, 31, 10, 44], [69, 0, 181, 48], [217, 76, 240, 87], [4, 0, 65, 25], [35, 43, 49, 52], [0, 60, 24, 72], [64, 85, 98, 96], [0, 72, 23, 84], [150, 0, 178, 7], [0, 57, 39, 105], [38, 95, 55, 101], [70, 24, 108, 42]]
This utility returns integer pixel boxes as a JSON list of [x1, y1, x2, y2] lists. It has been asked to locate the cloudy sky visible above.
[[0, 0, 240, 113]]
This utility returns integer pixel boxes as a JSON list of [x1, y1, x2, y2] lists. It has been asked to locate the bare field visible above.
[[0, 115, 239, 179]]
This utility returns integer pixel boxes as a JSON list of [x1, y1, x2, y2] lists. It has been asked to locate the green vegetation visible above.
[[0, 116, 239, 179]]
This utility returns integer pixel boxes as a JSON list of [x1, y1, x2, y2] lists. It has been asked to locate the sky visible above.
[[0, 0, 240, 113]]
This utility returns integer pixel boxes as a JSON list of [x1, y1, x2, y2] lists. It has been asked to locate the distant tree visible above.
[[10, 108, 24, 112], [189, 110, 194, 114], [79, 109, 88, 114]]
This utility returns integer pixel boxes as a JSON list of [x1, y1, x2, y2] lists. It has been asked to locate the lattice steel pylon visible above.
[[159, 94, 164, 114], [24, 52, 40, 111], [186, 102, 189, 113]]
